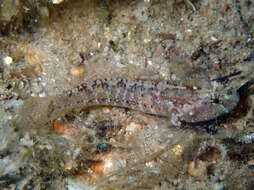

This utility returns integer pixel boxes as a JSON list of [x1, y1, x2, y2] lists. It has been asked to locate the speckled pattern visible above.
[[30, 77, 239, 127]]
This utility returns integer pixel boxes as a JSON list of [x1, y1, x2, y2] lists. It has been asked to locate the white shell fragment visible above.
[[52, 0, 64, 4], [3, 56, 13, 65]]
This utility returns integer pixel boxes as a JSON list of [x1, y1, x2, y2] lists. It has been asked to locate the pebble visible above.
[[3, 56, 13, 65]]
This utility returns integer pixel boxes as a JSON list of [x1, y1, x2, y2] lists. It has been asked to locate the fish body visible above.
[[16, 78, 240, 128]]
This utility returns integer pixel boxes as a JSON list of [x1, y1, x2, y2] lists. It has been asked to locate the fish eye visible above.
[[226, 88, 234, 95]]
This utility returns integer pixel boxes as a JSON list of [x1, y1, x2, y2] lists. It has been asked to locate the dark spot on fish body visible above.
[[66, 89, 73, 97]]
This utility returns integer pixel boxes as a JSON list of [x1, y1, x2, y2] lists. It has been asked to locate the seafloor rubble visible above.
[[0, 0, 254, 189]]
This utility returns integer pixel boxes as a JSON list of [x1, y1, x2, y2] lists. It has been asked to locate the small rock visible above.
[[2, 56, 13, 65], [187, 160, 207, 179], [52, 0, 64, 4]]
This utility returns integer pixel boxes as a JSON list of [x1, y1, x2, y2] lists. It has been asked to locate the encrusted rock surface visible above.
[[0, 0, 254, 189]]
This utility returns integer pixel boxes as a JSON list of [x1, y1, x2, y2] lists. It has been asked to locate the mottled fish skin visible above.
[[17, 78, 240, 128]]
